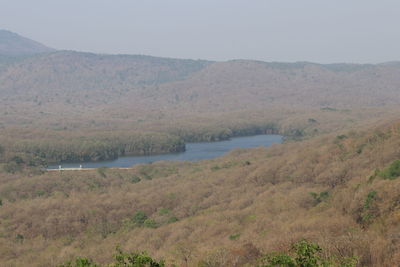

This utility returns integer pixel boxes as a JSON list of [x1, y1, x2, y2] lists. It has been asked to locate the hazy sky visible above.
[[1, 0, 399, 63]]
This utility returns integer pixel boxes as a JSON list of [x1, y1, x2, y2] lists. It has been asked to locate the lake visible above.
[[48, 134, 282, 169]]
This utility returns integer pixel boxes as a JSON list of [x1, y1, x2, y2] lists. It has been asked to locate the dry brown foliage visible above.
[[1, 120, 400, 266]]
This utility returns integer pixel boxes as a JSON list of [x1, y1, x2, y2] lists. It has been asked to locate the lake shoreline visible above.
[[48, 134, 282, 169]]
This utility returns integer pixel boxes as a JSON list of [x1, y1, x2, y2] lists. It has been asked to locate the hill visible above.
[[1, 119, 400, 266], [158, 60, 400, 111], [1, 31, 400, 123], [2, 38, 400, 165], [0, 31, 399, 133], [0, 29, 54, 56], [1, 53, 400, 127]]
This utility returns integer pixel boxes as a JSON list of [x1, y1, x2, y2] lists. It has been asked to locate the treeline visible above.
[[0, 121, 282, 166], [168, 122, 279, 142], [9, 133, 185, 164]]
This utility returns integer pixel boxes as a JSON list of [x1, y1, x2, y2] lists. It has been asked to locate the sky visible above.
[[1, 0, 400, 63]]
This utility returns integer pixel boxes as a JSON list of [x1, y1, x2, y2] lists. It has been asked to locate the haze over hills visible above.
[[1, 30, 399, 151], [1, 30, 400, 124], [0, 51, 211, 112], [0, 30, 398, 157], [1, 51, 400, 129], [0, 29, 54, 56], [1, 30, 400, 158]]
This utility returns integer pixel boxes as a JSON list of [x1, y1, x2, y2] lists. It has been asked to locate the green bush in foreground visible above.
[[111, 247, 165, 267], [59, 241, 356, 267], [58, 248, 164, 267], [259, 240, 358, 267]]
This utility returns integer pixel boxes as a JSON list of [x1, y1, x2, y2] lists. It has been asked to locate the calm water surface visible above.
[[48, 134, 282, 169]]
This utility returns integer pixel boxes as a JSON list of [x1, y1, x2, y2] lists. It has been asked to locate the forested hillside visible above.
[[1, 47, 400, 129], [1, 31, 400, 128], [0, 50, 210, 117], [1, 119, 400, 266], [2, 38, 400, 165], [157, 60, 400, 111], [2, 56, 400, 117]]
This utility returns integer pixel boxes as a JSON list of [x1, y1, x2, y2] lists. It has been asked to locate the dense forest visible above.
[[9, 133, 185, 164]]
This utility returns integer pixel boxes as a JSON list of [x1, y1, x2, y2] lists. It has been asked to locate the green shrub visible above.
[[258, 240, 357, 267], [58, 257, 99, 267], [210, 165, 221, 171], [167, 216, 178, 224], [378, 160, 400, 179], [364, 191, 377, 210], [143, 219, 157, 228], [111, 248, 165, 267], [132, 211, 148, 226], [15, 234, 24, 244], [158, 208, 170, 215], [360, 190, 378, 225], [36, 190, 46, 197], [58, 248, 164, 267], [321, 107, 337, 111], [309, 191, 329, 205], [229, 233, 240, 240], [130, 176, 141, 183], [260, 253, 295, 267]]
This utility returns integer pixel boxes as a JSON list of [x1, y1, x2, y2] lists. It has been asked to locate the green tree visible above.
[[258, 240, 357, 267], [111, 247, 165, 267], [132, 211, 148, 226], [292, 240, 323, 267]]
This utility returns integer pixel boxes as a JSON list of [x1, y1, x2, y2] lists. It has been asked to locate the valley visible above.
[[0, 29, 400, 266]]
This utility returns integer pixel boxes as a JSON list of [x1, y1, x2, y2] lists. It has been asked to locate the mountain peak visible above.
[[0, 29, 54, 56]]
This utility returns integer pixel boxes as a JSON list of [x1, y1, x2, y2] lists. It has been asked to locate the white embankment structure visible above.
[[47, 165, 132, 171]]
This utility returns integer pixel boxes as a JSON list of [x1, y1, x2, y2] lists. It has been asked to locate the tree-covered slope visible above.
[[1, 53, 400, 128], [1, 120, 400, 266]]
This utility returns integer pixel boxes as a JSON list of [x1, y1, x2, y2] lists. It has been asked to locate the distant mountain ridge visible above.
[[1, 30, 400, 128], [0, 29, 54, 56]]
